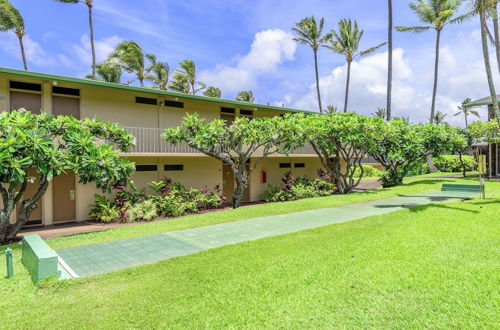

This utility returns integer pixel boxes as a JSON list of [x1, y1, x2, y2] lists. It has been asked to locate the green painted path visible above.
[[56, 190, 473, 277]]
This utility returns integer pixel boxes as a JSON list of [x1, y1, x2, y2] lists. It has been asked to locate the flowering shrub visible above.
[[261, 171, 335, 202]]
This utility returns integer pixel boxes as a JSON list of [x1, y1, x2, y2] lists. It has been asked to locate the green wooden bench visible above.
[[441, 184, 481, 192], [22, 234, 61, 283]]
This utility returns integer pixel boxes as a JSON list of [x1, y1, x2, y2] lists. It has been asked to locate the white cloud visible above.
[[71, 35, 123, 67], [199, 29, 297, 95], [0, 33, 54, 67]]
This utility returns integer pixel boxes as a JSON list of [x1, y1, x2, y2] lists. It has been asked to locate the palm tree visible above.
[[110, 41, 148, 87], [145, 54, 169, 90], [292, 16, 329, 113], [0, 0, 28, 70], [235, 91, 255, 103], [372, 107, 388, 119], [86, 61, 122, 83], [172, 60, 205, 95], [387, 0, 393, 120], [204, 87, 221, 98], [169, 72, 190, 94], [431, 110, 449, 125], [325, 19, 386, 112], [396, 0, 468, 124], [474, 0, 500, 123], [454, 97, 479, 127], [326, 105, 338, 113], [54, 0, 96, 78], [492, 1, 500, 75]]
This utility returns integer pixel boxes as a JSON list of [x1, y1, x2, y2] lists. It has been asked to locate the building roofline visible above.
[[0, 67, 317, 115]]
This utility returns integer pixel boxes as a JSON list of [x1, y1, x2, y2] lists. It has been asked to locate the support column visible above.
[[42, 82, 52, 114]]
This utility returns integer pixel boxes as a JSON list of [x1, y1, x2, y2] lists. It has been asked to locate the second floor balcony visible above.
[[122, 127, 317, 156]]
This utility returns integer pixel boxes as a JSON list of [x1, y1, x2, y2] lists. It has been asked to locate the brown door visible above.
[[52, 173, 76, 222], [18, 168, 42, 221], [10, 91, 42, 114], [52, 96, 80, 118], [222, 164, 250, 203]]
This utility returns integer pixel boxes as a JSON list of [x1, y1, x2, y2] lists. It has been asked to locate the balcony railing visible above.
[[122, 127, 317, 156]]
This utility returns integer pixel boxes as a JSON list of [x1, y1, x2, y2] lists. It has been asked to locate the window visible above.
[[240, 109, 253, 117], [279, 163, 291, 168], [221, 107, 236, 114], [135, 165, 158, 172], [164, 164, 184, 171], [294, 163, 305, 168], [163, 100, 184, 108], [135, 96, 157, 105], [10, 81, 41, 92], [52, 86, 80, 96]]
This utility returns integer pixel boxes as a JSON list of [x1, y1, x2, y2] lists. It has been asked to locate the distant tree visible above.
[[325, 18, 386, 112], [396, 0, 469, 124], [110, 41, 148, 87], [372, 107, 387, 119], [86, 61, 122, 83], [146, 54, 169, 90], [203, 87, 222, 98], [292, 16, 329, 113], [454, 97, 480, 127], [0, 0, 28, 70], [0, 110, 135, 244], [171, 60, 206, 95], [326, 105, 338, 113], [54, 0, 96, 78], [431, 110, 449, 125], [163, 114, 301, 208], [235, 91, 255, 103]]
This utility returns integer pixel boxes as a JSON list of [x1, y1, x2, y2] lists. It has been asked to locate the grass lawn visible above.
[[0, 177, 498, 328]]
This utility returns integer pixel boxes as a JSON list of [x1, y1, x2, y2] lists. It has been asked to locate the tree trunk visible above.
[[87, 1, 96, 78], [344, 61, 352, 113], [430, 29, 442, 124], [480, 3, 500, 123], [492, 5, 500, 76], [459, 152, 467, 177], [232, 170, 248, 209], [313, 49, 323, 113], [386, 0, 393, 121], [17, 34, 28, 71], [465, 114, 468, 129]]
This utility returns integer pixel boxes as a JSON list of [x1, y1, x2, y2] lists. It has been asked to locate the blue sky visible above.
[[1, 0, 498, 125]]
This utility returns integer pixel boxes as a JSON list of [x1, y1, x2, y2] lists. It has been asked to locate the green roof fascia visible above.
[[463, 101, 500, 108], [0, 67, 316, 115]]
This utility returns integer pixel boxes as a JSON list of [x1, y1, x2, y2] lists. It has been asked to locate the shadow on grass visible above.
[[406, 202, 479, 214]]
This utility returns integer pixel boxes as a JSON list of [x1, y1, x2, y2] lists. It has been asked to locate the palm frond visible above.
[[359, 42, 387, 57], [395, 25, 432, 33]]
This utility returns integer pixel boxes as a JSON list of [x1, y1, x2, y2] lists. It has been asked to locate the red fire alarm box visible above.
[[261, 171, 267, 183]]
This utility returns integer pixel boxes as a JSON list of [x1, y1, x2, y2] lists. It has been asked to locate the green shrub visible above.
[[89, 194, 120, 222], [433, 155, 477, 172], [380, 169, 405, 188], [406, 159, 430, 176], [354, 165, 384, 178], [126, 200, 157, 222], [261, 174, 335, 202]]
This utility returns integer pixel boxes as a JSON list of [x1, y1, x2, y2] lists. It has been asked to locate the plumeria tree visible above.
[[0, 110, 135, 244], [297, 112, 377, 194], [162, 113, 302, 208]]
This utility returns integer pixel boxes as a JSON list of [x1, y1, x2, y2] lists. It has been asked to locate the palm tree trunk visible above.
[[480, 2, 500, 123], [386, 0, 393, 120], [492, 5, 500, 75], [465, 114, 468, 128], [17, 34, 28, 71], [430, 29, 442, 124], [344, 61, 352, 112], [313, 49, 323, 113], [87, 1, 96, 78]]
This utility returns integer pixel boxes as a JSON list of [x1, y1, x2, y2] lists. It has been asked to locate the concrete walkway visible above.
[[56, 190, 472, 278]]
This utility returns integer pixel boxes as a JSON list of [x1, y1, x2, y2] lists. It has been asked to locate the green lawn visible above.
[[0, 177, 498, 328]]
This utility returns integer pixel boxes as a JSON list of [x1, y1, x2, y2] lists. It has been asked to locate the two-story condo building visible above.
[[0, 67, 331, 227]]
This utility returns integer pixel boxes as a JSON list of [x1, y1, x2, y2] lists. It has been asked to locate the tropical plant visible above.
[[110, 41, 148, 86], [325, 19, 386, 112], [491, 1, 500, 75], [454, 97, 480, 127], [431, 110, 449, 125], [261, 174, 335, 202], [0, 0, 28, 70], [235, 91, 255, 103], [326, 105, 338, 113], [162, 113, 302, 208], [54, 0, 96, 78], [387, 0, 394, 120], [0, 110, 135, 244], [396, 0, 469, 124], [203, 86, 222, 98], [292, 16, 329, 113], [171, 60, 206, 95], [86, 60, 122, 83], [372, 107, 387, 119], [145, 54, 169, 90]]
